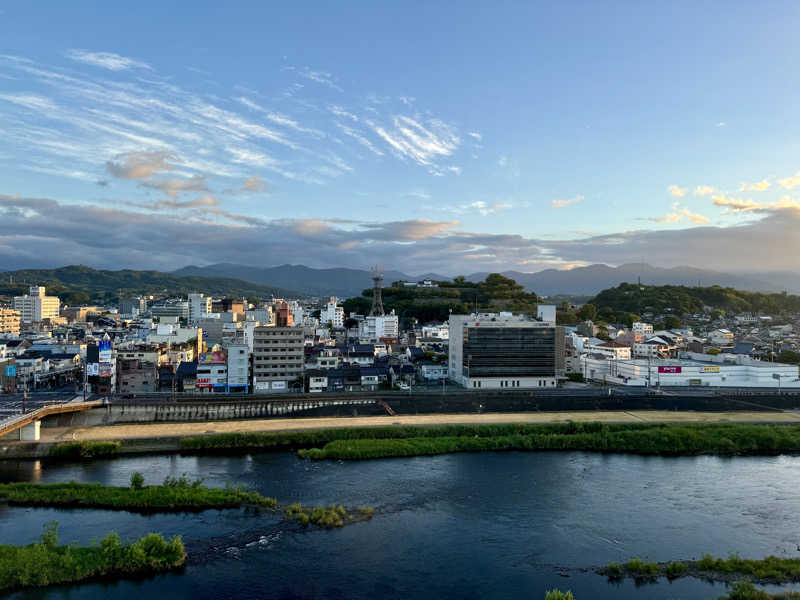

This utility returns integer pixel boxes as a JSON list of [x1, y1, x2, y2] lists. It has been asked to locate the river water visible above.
[[2, 451, 800, 599]]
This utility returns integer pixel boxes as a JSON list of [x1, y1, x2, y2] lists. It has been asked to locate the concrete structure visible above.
[[252, 325, 304, 392], [606, 352, 800, 388], [0, 307, 20, 334], [448, 312, 565, 389], [320, 296, 344, 328], [117, 359, 158, 394], [225, 342, 250, 392], [150, 301, 189, 321], [420, 362, 447, 380], [584, 340, 631, 360], [362, 311, 399, 342], [13, 286, 60, 323], [188, 293, 212, 324], [120, 297, 147, 316], [632, 322, 654, 335]]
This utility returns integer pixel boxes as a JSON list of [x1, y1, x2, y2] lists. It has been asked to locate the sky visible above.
[[1, 1, 800, 276]]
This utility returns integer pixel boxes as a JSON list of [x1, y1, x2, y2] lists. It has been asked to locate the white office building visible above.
[[225, 342, 250, 392], [13, 286, 60, 323], [188, 294, 212, 324], [632, 322, 654, 335], [320, 297, 344, 328], [448, 312, 565, 389], [361, 311, 399, 341]]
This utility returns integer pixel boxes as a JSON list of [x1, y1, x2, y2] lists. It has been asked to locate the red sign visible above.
[[658, 366, 682, 374]]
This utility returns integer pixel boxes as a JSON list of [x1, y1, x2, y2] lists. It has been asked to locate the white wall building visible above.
[[188, 294, 212, 324], [13, 286, 60, 323], [448, 312, 565, 389], [632, 322, 654, 335], [361, 311, 399, 341], [607, 352, 800, 388], [320, 297, 344, 328], [421, 323, 449, 340], [584, 341, 631, 360], [225, 342, 250, 392]]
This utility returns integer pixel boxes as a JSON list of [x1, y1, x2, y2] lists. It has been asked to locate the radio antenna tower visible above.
[[369, 266, 385, 316]]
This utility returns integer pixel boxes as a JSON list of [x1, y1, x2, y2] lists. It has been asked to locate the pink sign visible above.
[[658, 366, 682, 374]]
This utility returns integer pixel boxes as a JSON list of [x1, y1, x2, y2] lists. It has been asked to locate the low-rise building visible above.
[[0, 307, 21, 334]]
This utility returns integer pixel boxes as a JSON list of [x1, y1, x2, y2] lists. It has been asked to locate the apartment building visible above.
[[13, 286, 60, 323], [252, 325, 304, 392], [0, 307, 20, 334]]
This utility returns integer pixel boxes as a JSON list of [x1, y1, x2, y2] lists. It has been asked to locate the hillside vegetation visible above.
[[590, 282, 800, 319], [342, 273, 540, 324], [0, 265, 302, 304]]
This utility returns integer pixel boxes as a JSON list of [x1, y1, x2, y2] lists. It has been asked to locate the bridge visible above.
[[0, 400, 103, 441]]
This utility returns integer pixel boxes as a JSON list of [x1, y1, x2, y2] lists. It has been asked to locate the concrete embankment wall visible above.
[[32, 392, 800, 430]]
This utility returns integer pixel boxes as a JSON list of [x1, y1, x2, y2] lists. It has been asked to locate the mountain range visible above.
[[173, 262, 800, 297]]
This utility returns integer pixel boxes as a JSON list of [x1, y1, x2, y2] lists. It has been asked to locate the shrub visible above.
[[545, 591, 574, 600], [129, 472, 144, 491], [49, 441, 120, 459], [624, 557, 660, 577], [665, 561, 688, 578], [605, 562, 623, 579]]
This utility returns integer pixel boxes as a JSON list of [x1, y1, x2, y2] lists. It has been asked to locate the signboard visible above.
[[86, 363, 99, 376], [196, 376, 211, 388], [271, 381, 287, 390], [254, 381, 270, 390], [658, 366, 682, 374], [702, 366, 721, 373], [99, 339, 112, 363], [198, 350, 227, 364], [5, 365, 16, 377], [98, 363, 114, 378]]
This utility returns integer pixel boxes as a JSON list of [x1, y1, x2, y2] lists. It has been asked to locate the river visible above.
[[2, 451, 800, 599]]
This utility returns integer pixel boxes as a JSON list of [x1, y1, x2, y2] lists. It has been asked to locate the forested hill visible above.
[[342, 274, 540, 325], [590, 282, 800, 316], [0, 265, 303, 305]]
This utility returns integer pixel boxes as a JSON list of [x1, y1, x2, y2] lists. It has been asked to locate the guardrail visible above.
[[0, 400, 103, 438]]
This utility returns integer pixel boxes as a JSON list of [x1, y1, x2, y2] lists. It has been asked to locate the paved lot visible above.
[[43, 410, 800, 442]]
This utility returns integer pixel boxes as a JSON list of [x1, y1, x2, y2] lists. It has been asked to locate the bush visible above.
[[49, 441, 120, 459], [0, 522, 185, 592], [665, 561, 688, 578], [130, 472, 144, 491], [624, 557, 660, 577], [565, 373, 585, 383], [605, 562, 623, 579], [545, 591, 574, 600]]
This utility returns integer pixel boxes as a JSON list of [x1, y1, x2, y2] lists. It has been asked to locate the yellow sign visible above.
[[701, 366, 720, 373]]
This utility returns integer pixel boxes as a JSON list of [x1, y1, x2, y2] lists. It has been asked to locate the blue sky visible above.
[[1, 1, 800, 274]]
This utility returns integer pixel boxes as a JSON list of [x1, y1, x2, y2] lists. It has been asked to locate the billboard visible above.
[[99, 339, 112, 363], [98, 363, 114, 378], [5, 365, 16, 377], [701, 366, 721, 373], [658, 366, 682, 374], [196, 376, 211, 388], [86, 363, 99, 376], [198, 350, 227, 364]]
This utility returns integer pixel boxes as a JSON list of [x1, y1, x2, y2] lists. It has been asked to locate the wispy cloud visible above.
[[368, 115, 460, 170], [284, 66, 342, 92], [552, 195, 584, 208], [779, 172, 800, 190], [242, 175, 267, 192], [713, 194, 800, 213], [667, 185, 687, 197], [694, 185, 716, 196], [739, 179, 770, 192], [65, 49, 151, 71], [106, 151, 174, 179], [468, 132, 482, 141], [647, 202, 709, 224], [140, 174, 207, 197]]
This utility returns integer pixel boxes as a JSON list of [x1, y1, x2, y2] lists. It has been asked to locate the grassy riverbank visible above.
[[49, 441, 121, 459], [0, 475, 276, 512], [282, 422, 800, 460], [0, 474, 373, 528], [602, 554, 800, 584], [0, 522, 184, 592]]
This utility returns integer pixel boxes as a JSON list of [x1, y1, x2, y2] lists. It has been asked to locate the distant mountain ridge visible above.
[[0, 265, 303, 301], [466, 264, 795, 296], [172, 263, 449, 298], [173, 262, 795, 297]]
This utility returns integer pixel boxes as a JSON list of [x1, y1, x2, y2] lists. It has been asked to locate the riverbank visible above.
[[0, 523, 185, 593]]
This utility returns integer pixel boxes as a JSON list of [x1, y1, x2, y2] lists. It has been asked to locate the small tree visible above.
[[544, 591, 575, 600], [40, 521, 59, 549], [130, 471, 144, 490]]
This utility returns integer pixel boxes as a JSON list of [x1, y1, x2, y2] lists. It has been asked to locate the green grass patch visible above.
[[285, 423, 800, 461], [718, 581, 800, 599], [544, 591, 574, 600], [0, 474, 277, 512], [0, 522, 184, 592], [284, 503, 372, 528], [624, 557, 660, 577], [49, 441, 120, 459]]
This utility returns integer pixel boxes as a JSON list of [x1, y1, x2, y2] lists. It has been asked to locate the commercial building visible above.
[[188, 293, 212, 324], [632, 322, 654, 335], [13, 286, 60, 323], [362, 311, 399, 342], [448, 310, 565, 389], [606, 352, 800, 388], [117, 358, 157, 394], [0, 307, 21, 334], [120, 297, 147, 316], [224, 343, 250, 393], [196, 350, 228, 393], [252, 324, 304, 392], [150, 301, 189, 322], [320, 297, 344, 328]]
